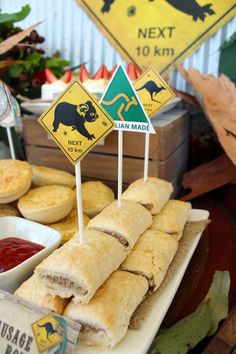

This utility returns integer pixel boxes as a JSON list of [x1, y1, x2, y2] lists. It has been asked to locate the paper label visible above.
[[100, 65, 155, 134], [0, 109, 16, 128], [134, 67, 175, 118], [38, 80, 115, 165], [0, 81, 12, 123], [76, 1, 236, 74], [0, 290, 80, 354]]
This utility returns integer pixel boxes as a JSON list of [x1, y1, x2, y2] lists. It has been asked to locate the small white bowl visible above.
[[21, 101, 51, 115], [0, 216, 61, 293]]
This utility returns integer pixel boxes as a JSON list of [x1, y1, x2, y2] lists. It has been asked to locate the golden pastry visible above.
[[0, 203, 21, 217], [87, 200, 152, 248], [122, 177, 173, 215], [82, 181, 114, 217], [50, 207, 90, 244], [15, 274, 68, 315], [121, 230, 178, 291], [32, 165, 75, 188], [63, 270, 148, 348], [18, 185, 74, 224], [151, 200, 192, 240], [0, 159, 32, 203], [35, 230, 129, 304]]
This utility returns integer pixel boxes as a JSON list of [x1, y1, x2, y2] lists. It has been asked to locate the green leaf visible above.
[[50, 67, 64, 77], [0, 5, 31, 25], [204, 270, 230, 335], [148, 303, 211, 354], [46, 56, 70, 68], [148, 271, 230, 354], [8, 64, 23, 78], [22, 63, 31, 71], [25, 51, 42, 65]]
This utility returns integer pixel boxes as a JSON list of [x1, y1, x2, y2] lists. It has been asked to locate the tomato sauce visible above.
[[0, 237, 45, 272]]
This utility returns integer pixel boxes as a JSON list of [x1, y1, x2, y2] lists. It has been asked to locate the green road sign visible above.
[[100, 65, 155, 134]]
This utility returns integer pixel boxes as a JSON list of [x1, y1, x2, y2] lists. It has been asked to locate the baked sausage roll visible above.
[[87, 200, 152, 248], [35, 230, 128, 304], [121, 230, 178, 291], [151, 200, 192, 240], [121, 177, 173, 215], [63, 270, 148, 348], [15, 274, 68, 315]]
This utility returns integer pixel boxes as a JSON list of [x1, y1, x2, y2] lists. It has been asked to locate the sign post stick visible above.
[[144, 132, 150, 181], [134, 67, 175, 181], [75, 161, 84, 244], [117, 129, 123, 207], [6, 127, 16, 159]]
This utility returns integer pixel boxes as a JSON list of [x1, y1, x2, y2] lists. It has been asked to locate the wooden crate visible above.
[[22, 109, 189, 194]]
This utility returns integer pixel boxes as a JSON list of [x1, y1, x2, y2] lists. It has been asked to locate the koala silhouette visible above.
[[53, 100, 99, 140]]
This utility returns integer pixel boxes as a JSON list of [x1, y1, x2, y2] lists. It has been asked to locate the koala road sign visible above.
[[38, 80, 115, 164]]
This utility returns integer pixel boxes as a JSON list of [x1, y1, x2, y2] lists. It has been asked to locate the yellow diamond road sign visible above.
[[32, 315, 63, 353], [38, 80, 115, 165], [77, 0, 236, 74], [134, 67, 175, 118]]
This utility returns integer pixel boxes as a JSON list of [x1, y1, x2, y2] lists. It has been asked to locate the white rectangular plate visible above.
[[76, 209, 209, 354]]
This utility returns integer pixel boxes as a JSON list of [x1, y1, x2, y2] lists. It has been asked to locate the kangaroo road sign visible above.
[[100, 65, 155, 134], [76, 0, 235, 74], [134, 67, 175, 117]]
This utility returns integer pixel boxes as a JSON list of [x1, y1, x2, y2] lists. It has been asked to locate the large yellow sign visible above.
[[77, 0, 236, 74]]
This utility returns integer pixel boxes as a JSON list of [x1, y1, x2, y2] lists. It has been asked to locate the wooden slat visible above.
[[25, 139, 188, 184], [22, 110, 188, 161]]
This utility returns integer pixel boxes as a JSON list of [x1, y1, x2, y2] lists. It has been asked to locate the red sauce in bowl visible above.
[[0, 237, 45, 273]]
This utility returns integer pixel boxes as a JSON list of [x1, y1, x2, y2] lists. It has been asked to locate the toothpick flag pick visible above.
[[100, 64, 155, 204], [0, 81, 16, 159], [134, 67, 175, 180], [38, 80, 115, 243]]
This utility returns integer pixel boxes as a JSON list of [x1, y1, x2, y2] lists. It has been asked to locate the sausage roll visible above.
[[63, 270, 148, 348], [87, 200, 152, 248], [151, 200, 192, 240], [15, 274, 68, 315], [121, 177, 173, 215], [121, 230, 178, 291], [35, 230, 128, 303]]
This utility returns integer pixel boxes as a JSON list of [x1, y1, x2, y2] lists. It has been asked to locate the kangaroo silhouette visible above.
[[136, 81, 166, 103], [38, 322, 58, 340], [102, 93, 138, 121], [101, 0, 115, 13], [101, 0, 215, 22]]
